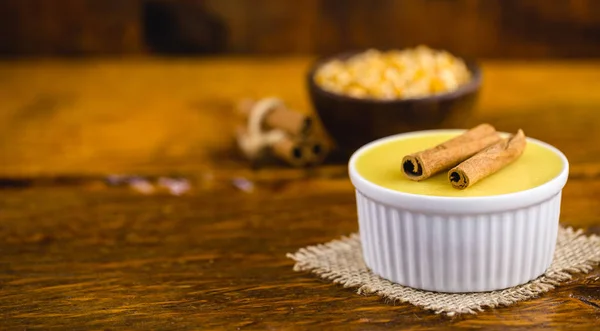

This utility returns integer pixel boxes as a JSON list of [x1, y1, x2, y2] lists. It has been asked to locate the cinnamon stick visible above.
[[237, 99, 313, 137], [448, 129, 527, 189], [402, 124, 502, 181], [304, 137, 329, 166], [272, 135, 310, 168]]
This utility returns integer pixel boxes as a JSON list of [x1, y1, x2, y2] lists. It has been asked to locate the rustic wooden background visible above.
[[2, 0, 600, 58], [1, 56, 600, 330]]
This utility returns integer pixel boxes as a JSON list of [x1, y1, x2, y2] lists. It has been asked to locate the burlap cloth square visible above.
[[287, 226, 600, 316]]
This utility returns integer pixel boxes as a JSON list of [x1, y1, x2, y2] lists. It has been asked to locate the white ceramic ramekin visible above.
[[348, 130, 569, 293]]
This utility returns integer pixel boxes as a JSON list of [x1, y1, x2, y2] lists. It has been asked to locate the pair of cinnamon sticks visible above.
[[402, 124, 526, 189], [236, 98, 328, 167]]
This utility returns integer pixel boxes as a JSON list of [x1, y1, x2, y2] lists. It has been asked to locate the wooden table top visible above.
[[1, 57, 599, 330]]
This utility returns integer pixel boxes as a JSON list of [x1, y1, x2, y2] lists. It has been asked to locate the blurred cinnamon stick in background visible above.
[[303, 137, 329, 166], [272, 135, 310, 168], [237, 98, 313, 137], [235, 97, 329, 168]]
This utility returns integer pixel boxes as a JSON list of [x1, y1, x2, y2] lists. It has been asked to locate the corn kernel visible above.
[[314, 46, 471, 100], [429, 77, 446, 94]]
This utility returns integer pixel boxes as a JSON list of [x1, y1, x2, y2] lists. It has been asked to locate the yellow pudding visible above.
[[354, 132, 564, 197]]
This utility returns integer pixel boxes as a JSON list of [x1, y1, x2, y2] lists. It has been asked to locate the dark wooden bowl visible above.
[[307, 51, 482, 159]]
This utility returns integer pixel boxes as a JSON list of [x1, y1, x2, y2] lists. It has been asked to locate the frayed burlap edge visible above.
[[286, 227, 600, 316]]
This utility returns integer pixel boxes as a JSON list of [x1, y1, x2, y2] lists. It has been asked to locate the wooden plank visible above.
[[1, 58, 600, 329], [0, 178, 598, 329], [1, 58, 600, 175], [0, 0, 142, 55], [2, 0, 600, 57]]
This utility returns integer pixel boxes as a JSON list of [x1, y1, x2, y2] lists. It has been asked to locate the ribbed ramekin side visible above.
[[355, 190, 562, 293]]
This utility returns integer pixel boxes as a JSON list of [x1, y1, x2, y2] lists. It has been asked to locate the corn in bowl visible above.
[[314, 46, 472, 100]]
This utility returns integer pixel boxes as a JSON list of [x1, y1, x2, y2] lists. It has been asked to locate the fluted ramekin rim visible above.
[[348, 129, 569, 214]]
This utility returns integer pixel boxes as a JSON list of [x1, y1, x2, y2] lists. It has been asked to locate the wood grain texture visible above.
[[3, 0, 600, 58], [0, 58, 600, 329], [0, 0, 143, 56]]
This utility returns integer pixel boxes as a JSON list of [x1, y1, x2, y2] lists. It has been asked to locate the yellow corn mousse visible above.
[[354, 132, 564, 197]]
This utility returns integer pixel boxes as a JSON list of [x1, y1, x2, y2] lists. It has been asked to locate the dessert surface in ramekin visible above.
[[348, 130, 569, 293]]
